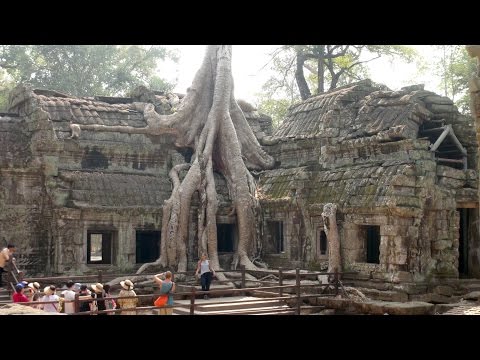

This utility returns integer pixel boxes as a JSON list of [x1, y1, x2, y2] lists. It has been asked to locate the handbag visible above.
[[154, 282, 174, 307], [154, 294, 168, 307]]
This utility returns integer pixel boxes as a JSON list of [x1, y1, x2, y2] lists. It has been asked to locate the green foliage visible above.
[[256, 97, 294, 129], [0, 69, 15, 111], [0, 45, 177, 98], [433, 45, 476, 114]]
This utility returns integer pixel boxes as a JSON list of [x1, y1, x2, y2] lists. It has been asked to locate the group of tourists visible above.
[[11, 279, 139, 314], [4, 242, 216, 315]]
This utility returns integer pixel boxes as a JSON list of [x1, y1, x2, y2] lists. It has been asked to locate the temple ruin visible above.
[[1, 76, 479, 283]]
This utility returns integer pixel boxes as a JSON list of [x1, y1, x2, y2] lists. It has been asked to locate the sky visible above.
[[160, 45, 440, 105]]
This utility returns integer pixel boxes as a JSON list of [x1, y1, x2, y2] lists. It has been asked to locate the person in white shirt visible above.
[[195, 253, 216, 300], [40, 285, 60, 312], [61, 281, 77, 314]]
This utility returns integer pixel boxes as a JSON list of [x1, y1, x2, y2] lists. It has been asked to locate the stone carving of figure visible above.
[[70, 123, 81, 139]]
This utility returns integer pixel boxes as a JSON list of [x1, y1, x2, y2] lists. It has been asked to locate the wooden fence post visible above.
[[190, 286, 196, 315], [74, 293, 80, 313], [296, 267, 301, 315], [279, 267, 283, 297], [240, 265, 246, 290]]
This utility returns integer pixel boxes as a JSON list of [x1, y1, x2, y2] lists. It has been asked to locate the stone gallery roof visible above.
[[8, 85, 270, 142], [257, 167, 309, 201], [273, 79, 462, 143], [60, 170, 172, 208], [30, 89, 148, 140], [258, 161, 423, 210]]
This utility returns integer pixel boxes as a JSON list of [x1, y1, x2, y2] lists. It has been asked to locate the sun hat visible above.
[[44, 286, 55, 296], [91, 283, 104, 293], [120, 279, 134, 290], [28, 282, 40, 290]]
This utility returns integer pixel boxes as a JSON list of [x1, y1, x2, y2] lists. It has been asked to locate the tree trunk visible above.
[[75, 46, 275, 275], [295, 52, 311, 100], [317, 45, 325, 94], [322, 203, 341, 274]]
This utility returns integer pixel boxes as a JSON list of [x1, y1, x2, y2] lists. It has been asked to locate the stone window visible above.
[[136, 230, 160, 263], [217, 223, 235, 253], [87, 231, 113, 264]]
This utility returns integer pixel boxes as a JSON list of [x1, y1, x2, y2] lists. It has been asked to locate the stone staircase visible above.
[[172, 296, 294, 315]]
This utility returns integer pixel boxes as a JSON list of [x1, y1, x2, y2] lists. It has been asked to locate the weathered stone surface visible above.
[[433, 285, 455, 296], [381, 301, 435, 315], [357, 288, 408, 302], [463, 291, 480, 300]]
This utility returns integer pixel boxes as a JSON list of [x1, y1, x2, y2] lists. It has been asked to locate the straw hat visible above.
[[91, 283, 104, 293], [44, 286, 55, 296], [120, 279, 134, 290], [28, 282, 40, 291]]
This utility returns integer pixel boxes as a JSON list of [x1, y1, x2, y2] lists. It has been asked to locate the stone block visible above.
[[408, 293, 432, 302], [382, 301, 435, 315], [433, 285, 454, 297]]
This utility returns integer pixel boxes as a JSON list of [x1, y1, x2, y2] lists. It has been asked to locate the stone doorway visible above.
[[365, 225, 380, 264], [217, 224, 235, 253], [136, 230, 160, 263], [458, 208, 470, 276]]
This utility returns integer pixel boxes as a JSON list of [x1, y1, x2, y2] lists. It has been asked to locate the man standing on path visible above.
[[0, 244, 16, 289]]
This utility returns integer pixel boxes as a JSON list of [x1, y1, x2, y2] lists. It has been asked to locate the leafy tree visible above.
[[257, 96, 292, 129], [0, 45, 177, 98], [434, 45, 476, 114], [0, 69, 15, 111]]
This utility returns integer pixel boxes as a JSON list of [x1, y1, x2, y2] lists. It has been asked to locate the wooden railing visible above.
[[13, 267, 356, 315]]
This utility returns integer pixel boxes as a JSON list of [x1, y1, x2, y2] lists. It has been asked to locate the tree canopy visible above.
[[0, 45, 177, 109], [433, 45, 477, 114]]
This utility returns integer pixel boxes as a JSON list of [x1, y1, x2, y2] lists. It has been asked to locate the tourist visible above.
[[26, 282, 41, 307], [153, 271, 175, 315], [12, 283, 29, 303], [61, 280, 76, 314], [103, 284, 117, 315], [78, 284, 92, 313], [195, 253, 215, 299], [91, 283, 106, 315], [39, 285, 60, 312], [0, 244, 16, 289], [117, 279, 138, 315]]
